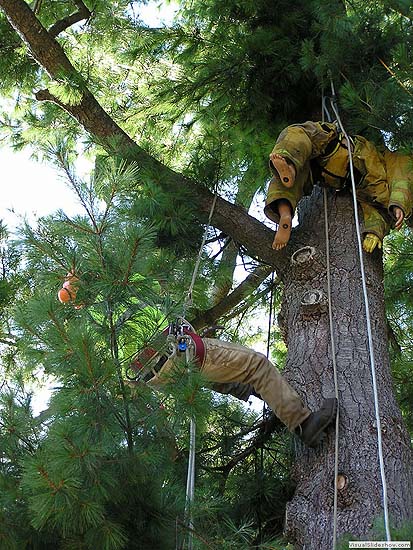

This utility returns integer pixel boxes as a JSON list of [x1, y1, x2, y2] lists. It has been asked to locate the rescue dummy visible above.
[[58, 272, 79, 303], [265, 121, 413, 252], [128, 321, 337, 448], [57, 271, 84, 309]]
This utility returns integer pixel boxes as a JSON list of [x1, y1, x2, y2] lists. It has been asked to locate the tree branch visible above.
[[0, 0, 290, 273], [33, 0, 42, 15], [0, 337, 16, 346], [192, 264, 275, 330], [48, 0, 91, 38], [203, 413, 283, 477]]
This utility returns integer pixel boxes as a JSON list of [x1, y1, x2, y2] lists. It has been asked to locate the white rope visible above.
[[184, 344, 196, 550], [329, 82, 392, 547], [183, 193, 218, 317], [185, 419, 196, 550], [322, 89, 340, 550], [323, 188, 340, 550], [181, 191, 218, 548]]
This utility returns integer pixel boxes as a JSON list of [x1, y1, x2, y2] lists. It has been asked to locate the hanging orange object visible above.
[[57, 272, 79, 304], [58, 287, 73, 303]]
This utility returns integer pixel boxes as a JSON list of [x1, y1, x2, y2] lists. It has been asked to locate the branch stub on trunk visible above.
[[290, 246, 322, 280], [337, 473, 348, 491], [291, 246, 317, 266], [300, 289, 327, 319]]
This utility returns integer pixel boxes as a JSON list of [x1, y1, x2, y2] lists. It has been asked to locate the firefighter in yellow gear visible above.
[[264, 121, 413, 252]]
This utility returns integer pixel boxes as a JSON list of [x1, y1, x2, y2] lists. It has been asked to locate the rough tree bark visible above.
[[280, 187, 413, 548], [0, 2, 412, 548]]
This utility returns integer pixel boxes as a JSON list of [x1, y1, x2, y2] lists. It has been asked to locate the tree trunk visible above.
[[280, 187, 413, 549], [1, 3, 412, 546]]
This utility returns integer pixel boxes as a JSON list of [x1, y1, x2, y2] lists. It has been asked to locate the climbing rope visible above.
[[321, 93, 341, 550], [266, 272, 276, 359], [127, 190, 218, 549], [257, 270, 276, 543], [183, 193, 218, 318], [323, 187, 341, 550], [327, 81, 392, 547], [181, 190, 218, 550], [184, 341, 196, 550]]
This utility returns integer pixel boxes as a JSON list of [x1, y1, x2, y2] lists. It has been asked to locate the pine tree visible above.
[[0, 0, 412, 548], [0, 151, 289, 549], [5, 158, 186, 549]]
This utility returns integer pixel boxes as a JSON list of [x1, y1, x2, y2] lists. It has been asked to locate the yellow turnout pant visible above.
[[265, 121, 413, 240]]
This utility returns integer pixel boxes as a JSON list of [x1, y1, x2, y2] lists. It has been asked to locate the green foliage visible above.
[[384, 229, 413, 434], [4, 160, 186, 548], [0, 0, 412, 548], [48, 79, 84, 107], [0, 154, 292, 548]]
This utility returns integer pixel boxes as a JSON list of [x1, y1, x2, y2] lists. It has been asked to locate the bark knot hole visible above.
[[300, 289, 327, 318], [291, 246, 316, 267], [336, 473, 348, 491], [301, 289, 325, 308]]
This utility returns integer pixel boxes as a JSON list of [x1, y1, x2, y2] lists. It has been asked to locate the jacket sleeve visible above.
[[383, 149, 413, 219]]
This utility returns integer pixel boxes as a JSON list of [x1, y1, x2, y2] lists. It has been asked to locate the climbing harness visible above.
[[126, 318, 204, 383], [322, 83, 392, 548], [317, 132, 351, 189]]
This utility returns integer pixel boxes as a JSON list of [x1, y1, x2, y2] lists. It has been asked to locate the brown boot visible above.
[[295, 398, 338, 448]]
